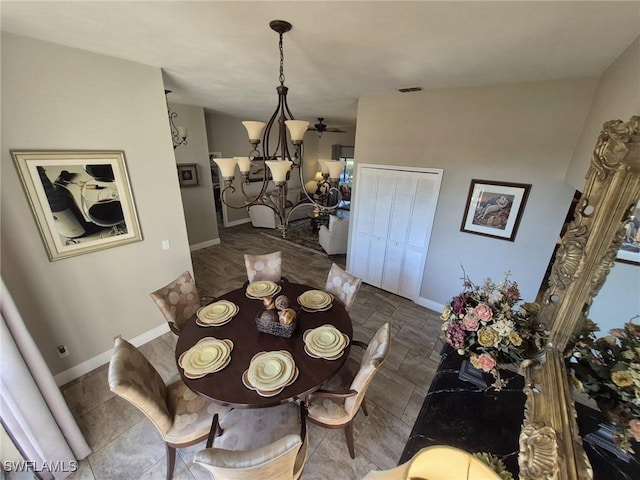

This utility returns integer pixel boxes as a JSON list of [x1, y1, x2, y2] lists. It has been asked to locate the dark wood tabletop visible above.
[[175, 282, 353, 408]]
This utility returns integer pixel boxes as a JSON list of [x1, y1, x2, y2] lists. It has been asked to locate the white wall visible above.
[[1, 34, 194, 376], [354, 79, 597, 307], [569, 36, 640, 333], [171, 102, 219, 248]]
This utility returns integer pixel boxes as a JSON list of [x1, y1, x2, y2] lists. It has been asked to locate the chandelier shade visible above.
[[214, 20, 342, 238]]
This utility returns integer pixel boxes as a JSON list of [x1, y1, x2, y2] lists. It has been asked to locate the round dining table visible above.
[[175, 282, 353, 408]]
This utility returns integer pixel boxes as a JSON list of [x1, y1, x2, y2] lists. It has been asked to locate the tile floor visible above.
[[61, 222, 444, 480]]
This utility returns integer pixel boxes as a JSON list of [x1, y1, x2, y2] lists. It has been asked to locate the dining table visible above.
[[175, 281, 353, 408]]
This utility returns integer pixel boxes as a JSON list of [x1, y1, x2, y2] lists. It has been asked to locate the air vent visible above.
[[398, 87, 423, 93]]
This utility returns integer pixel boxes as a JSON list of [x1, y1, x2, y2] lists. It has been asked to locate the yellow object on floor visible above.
[[362, 445, 502, 480]]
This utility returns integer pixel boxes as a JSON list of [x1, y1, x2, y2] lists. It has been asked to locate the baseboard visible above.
[[415, 296, 445, 314], [190, 238, 221, 251], [225, 217, 252, 227], [53, 323, 170, 386]]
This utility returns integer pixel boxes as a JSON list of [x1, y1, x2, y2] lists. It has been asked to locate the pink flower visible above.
[[630, 419, 640, 442], [477, 353, 496, 372], [461, 313, 480, 331], [474, 303, 494, 322]]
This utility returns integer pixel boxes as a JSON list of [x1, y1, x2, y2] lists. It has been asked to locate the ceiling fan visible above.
[[309, 118, 347, 135]]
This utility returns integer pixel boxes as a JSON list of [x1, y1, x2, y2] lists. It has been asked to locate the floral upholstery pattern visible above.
[[194, 403, 307, 480], [243, 252, 282, 283], [306, 323, 390, 426], [150, 271, 201, 334], [324, 263, 362, 312], [108, 337, 230, 446]]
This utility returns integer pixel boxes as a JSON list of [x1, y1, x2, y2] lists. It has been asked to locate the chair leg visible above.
[[345, 422, 356, 459], [165, 444, 176, 480], [360, 398, 369, 416]]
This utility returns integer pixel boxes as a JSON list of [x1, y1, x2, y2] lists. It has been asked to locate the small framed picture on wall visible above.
[[177, 163, 199, 187], [460, 179, 531, 242]]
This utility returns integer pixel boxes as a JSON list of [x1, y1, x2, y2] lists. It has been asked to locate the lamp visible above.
[[165, 90, 188, 150], [214, 20, 341, 238]]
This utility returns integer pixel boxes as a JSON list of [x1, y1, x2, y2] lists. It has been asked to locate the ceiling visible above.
[[2, 1, 639, 127]]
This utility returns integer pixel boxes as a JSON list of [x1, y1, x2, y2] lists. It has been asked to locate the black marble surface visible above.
[[401, 346, 640, 479]]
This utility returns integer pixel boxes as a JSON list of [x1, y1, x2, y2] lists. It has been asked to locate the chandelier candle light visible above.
[[214, 20, 342, 238], [165, 90, 188, 149]]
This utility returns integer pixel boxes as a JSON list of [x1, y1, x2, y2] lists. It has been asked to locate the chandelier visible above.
[[214, 20, 343, 238], [165, 90, 188, 149]]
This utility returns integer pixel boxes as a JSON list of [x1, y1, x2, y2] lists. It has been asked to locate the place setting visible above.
[[303, 324, 350, 360], [196, 300, 239, 327], [178, 337, 234, 379], [245, 280, 282, 300], [297, 289, 334, 313], [242, 350, 299, 397]]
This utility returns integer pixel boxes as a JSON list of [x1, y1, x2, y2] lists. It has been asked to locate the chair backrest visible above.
[[324, 263, 362, 312], [149, 271, 201, 333], [344, 323, 390, 416], [194, 433, 303, 480], [108, 337, 173, 437], [243, 251, 282, 283]]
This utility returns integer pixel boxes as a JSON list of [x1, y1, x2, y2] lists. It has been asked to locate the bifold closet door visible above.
[[348, 165, 442, 300]]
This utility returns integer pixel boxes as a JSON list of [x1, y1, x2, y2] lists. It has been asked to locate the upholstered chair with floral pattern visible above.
[[304, 323, 390, 459], [324, 263, 362, 312], [194, 402, 308, 480], [150, 271, 217, 335], [108, 336, 231, 480], [243, 251, 283, 284]]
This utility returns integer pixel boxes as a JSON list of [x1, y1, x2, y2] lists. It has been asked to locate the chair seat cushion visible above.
[[306, 394, 351, 426], [215, 403, 301, 451], [165, 380, 231, 444]]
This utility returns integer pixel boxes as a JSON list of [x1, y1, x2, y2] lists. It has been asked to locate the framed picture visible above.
[[460, 179, 531, 241], [617, 199, 640, 265], [177, 163, 199, 187], [12, 150, 143, 261]]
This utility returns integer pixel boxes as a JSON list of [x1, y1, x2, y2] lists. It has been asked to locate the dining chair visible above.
[[361, 445, 502, 479], [149, 271, 217, 335], [304, 322, 390, 459], [324, 263, 362, 312], [108, 336, 231, 480], [243, 251, 283, 283], [194, 402, 308, 480]]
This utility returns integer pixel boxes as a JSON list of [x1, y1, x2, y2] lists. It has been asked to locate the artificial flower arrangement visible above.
[[441, 271, 548, 390], [565, 318, 640, 454]]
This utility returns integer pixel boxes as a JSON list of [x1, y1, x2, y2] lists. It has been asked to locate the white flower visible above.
[[492, 319, 515, 337]]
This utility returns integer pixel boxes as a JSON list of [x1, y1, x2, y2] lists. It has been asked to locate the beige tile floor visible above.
[[61, 222, 444, 480]]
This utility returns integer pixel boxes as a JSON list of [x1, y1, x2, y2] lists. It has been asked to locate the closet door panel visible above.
[[407, 176, 439, 248], [350, 231, 371, 280], [368, 236, 387, 287], [382, 241, 404, 293], [371, 172, 395, 238], [400, 246, 425, 298]]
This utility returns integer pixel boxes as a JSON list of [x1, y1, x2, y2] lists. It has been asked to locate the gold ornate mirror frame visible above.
[[518, 116, 640, 479]]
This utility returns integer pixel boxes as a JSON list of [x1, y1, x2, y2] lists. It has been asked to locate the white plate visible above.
[[246, 285, 282, 300], [300, 303, 333, 313], [246, 281, 279, 298], [303, 327, 349, 359], [197, 304, 239, 325], [242, 367, 299, 397], [304, 345, 345, 361], [298, 290, 333, 309], [183, 356, 231, 378], [247, 351, 295, 390], [179, 338, 233, 375]]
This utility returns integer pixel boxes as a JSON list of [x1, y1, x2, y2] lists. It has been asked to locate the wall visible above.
[[354, 79, 597, 308], [170, 102, 219, 248], [1, 34, 194, 378], [568, 36, 640, 333]]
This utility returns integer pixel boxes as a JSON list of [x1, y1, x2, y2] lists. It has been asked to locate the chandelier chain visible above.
[[279, 32, 285, 86]]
